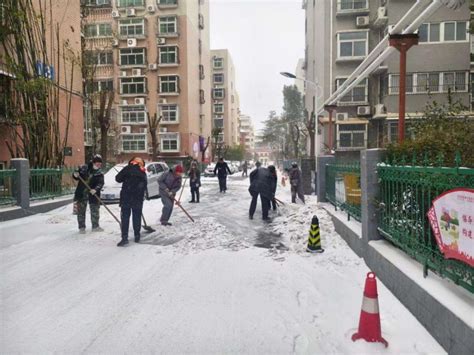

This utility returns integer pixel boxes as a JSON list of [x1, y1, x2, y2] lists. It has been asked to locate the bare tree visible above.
[[304, 110, 316, 158], [147, 112, 162, 161]]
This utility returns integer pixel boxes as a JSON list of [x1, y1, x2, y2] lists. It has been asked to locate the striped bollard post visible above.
[[306, 215, 324, 253]]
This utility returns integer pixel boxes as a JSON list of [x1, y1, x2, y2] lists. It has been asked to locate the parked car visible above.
[[101, 161, 169, 203], [203, 163, 216, 177]]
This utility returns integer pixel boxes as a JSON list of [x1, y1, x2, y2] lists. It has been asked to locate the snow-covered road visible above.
[[0, 174, 445, 354]]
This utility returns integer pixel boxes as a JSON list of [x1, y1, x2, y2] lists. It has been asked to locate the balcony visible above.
[[157, 0, 178, 9]]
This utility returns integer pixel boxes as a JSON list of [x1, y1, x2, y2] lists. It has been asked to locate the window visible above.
[[120, 77, 146, 94], [212, 88, 225, 99], [337, 124, 366, 149], [214, 116, 224, 128], [117, 0, 144, 7], [119, 19, 145, 37], [120, 48, 146, 66], [85, 0, 111, 6], [160, 132, 179, 152], [159, 104, 179, 123], [199, 64, 205, 80], [200, 89, 205, 104], [213, 74, 224, 84], [213, 57, 223, 69], [199, 14, 204, 29], [337, 0, 368, 11], [158, 0, 178, 5], [121, 105, 146, 123], [387, 122, 398, 143], [159, 46, 178, 64], [122, 134, 146, 152], [337, 31, 368, 59], [419, 21, 467, 43], [214, 103, 224, 113], [84, 23, 112, 38], [159, 16, 178, 35], [86, 80, 113, 93], [159, 75, 179, 93], [335, 78, 368, 103], [443, 72, 467, 92], [86, 51, 113, 65]]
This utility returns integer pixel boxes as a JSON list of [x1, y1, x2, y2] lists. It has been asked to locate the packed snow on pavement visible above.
[[0, 173, 445, 354]]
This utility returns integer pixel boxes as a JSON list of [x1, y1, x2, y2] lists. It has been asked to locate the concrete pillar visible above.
[[11, 158, 30, 209], [316, 155, 336, 202], [361, 149, 385, 243]]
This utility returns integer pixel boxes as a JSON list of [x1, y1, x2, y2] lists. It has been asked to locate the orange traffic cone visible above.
[[352, 272, 388, 347]]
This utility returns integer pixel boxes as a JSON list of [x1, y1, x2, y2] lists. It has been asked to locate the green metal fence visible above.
[[0, 169, 17, 206], [325, 162, 361, 221], [377, 162, 474, 293], [30, 167, 76, 201]]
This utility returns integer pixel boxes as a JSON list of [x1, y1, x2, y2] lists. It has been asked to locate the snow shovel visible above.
[[274, 197, 286, 206], [170, 196, 194, 223], [177, 176, 188, 202], [76, 174, 121, 227]]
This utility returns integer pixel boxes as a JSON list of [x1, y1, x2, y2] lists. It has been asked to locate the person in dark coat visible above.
[[72, 154, 105, 233], [213, 157, 232, 193], [242, 161, 248, 177], [268, 165, 278, 211], [115, 157, 147, 246], [158, 165, 183, 226], [249, 162, 275, 220], [289, 162, 305, 204], [188, 162, 201, 203]]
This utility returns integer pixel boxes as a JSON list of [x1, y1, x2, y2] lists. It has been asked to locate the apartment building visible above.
[[83, 0, 212, 163], [303, 0, 472, 158], [0, 0, 84, 167], [210, 49, 241, 147], [239, 114, 255, 157]]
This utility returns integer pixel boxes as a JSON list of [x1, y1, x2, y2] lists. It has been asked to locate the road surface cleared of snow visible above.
[[0, 173, 445, 354]]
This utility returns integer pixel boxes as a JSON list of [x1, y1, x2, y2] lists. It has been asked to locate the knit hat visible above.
[[174, 165, 184, 174], [92, 154, 103, 163]]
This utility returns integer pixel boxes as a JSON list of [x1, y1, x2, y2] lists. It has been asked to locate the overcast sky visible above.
[[209, 0, 305, 132]]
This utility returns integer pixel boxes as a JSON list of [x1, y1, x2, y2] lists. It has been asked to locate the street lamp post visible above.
[[280, 71, 323, 159]]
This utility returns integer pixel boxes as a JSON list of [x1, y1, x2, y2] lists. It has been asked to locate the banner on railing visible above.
[[427, 188, 474, 267]]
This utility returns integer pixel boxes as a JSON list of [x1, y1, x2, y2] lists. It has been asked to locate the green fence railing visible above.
[[0, 169, 17, 206], [325, 162, 361, 221], [377, 163, 474, 293], [30, 167, 76, 201]]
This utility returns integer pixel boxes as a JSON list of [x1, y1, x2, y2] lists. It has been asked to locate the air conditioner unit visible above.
[[374, 6, 388, 28], [127, 8, 136, 17], [357, 106, 371, 116], [134, 97, 145, 105], [127, 38, 137, 47], [132, 68, 142, 76], [139, 127, 148, 134], [378, 6, 387, 18], [374, 104, 387, 117], [120, 71, 128, 77], [157, 37, 166, 45], [336, 112, 348, 121], [111, 10, 120, 18], [121, 100, 128, 105], [112, 38, 119, 47], [121, 126, 131, 134], [147, 5, 155, 13], [148, 147, 153, 154], [159, 127, 168, 133], [158, 98, 167, 104], [356, 16, 369, 27], [148, 63, 158, 71]]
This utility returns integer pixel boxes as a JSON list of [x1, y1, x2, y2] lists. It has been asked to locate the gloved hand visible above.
[[169, 192, 175, 199], [73, 172, 79, 178], [89, 189, 96, 195]]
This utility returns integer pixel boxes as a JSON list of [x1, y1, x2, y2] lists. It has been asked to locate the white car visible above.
[[203, 163, 216, 177], [101, 161, 169, 203]]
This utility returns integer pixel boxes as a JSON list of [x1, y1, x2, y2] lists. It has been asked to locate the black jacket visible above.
[[249, 167, 275, 200], [188, 168, 201, 188], [73, 163, 104, 204], [115, 164, 147, 208], [214, 161, 232, 178], [289, 167, 302, 187]]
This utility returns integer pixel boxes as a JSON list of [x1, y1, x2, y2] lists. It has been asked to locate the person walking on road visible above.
[[158, 165, 183, 226], [188, 162, 201, 203], [214, 157, 232, 193], [115, 157, 147, 246], [289, 162, 305, 204], [242, 161, 248, 177], [72, 154, 105, 234], [268, 165, 278, 211]]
